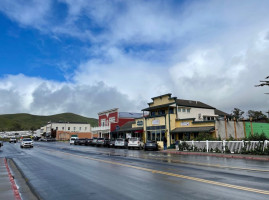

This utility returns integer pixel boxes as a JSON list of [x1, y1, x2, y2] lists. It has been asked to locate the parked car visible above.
[[115, 138, 128, 148], [20, 138, 33, 148], [9, 137, 17, 143], [104, 139, 110, 147], [85, 139, 93, 146], [91, 137, 98, 146], [144, 140, 158, 151], [75, 138, 87, 145], [70, 137, 79, 145], [96, 138, 105, 147], [128, 137, 144, 150], [109, 139, 115, 148]]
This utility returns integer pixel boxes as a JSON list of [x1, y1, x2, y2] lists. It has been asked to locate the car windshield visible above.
[[147, 140, 154, 143], [130, 138, 138, 141], [23, 139, 32, 141]]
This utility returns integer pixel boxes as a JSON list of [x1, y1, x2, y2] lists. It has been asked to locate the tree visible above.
[[256, 76, 269, 94], [247, 110, 267, 120], [231, 108, 244, 120]]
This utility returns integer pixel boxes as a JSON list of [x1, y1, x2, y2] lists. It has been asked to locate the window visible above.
[[178, 108, 181, 112], [101, 119, 106, 126], [56, 127, 58, 130], [74, 127, 76, 131], [159, 110, 165, 115], [187, 108, 190, 113], [62, 127, 64, 130], [68, 127, 70, 130], [182, 108, 186, 112], [85, 127, 87, 131], [79, 127, 82, 131], [109, 117, 115, 122], [169, 108, 174, 114]]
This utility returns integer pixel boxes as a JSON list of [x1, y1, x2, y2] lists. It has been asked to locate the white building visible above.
[[43, 122, 91, 134]]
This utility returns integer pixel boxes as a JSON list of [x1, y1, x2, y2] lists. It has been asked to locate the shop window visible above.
[[152, 132, 156, 141], [156, 132, 160, 141], [147, 131, 151, 140]]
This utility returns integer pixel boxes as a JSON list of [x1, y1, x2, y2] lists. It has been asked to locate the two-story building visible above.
[[142, 94, 228, 147], [42, 122, 92, 140], [91, 108, 143, 139]]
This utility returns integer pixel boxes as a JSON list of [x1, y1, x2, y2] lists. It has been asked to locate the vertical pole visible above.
[[250, 117, 253, 136], [224, 116, 228, 139], [206, 140, 209, 153], [243, 120, 246, 138], [233, 117, 237, 139]]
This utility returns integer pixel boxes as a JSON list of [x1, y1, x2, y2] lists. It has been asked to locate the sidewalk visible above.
[[160, 149, 269, 161], [0, 157, 21, 200]]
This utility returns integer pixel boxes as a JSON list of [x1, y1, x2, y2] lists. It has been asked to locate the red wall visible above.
[[98, 111, 135, 131]]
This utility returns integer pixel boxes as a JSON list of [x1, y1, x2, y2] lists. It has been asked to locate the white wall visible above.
[[177, 107, 215, 121], [45, 123, 91, 133]]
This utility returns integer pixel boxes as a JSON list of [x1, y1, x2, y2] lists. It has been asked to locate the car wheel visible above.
[[20, 146, 23, 148]]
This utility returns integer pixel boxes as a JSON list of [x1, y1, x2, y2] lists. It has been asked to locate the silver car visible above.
[[20, 138, 34, 148]]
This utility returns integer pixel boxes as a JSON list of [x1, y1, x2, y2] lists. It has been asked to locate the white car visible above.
[[9, 137, 17, 143], [20, 138, 34, 148], [128, 137, 144, 150], [69, 137, 78, 145]]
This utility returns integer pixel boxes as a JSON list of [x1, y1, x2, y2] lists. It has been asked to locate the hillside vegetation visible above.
[[0, 113, 98, 131]]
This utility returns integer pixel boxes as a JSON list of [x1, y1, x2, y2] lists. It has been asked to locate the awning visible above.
[[171, 126, 215, 133]]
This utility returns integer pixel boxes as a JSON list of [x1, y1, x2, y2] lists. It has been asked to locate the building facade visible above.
[[142, 94, 228, 147], [91, 108, 143, 139]]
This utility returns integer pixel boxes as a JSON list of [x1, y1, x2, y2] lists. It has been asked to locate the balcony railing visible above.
[[91, 126, 110, 132]]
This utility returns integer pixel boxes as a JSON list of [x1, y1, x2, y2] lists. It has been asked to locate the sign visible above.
[[152, 119, 160, 125], [181, 122, 189, 126], [136, 120, 143, 126]]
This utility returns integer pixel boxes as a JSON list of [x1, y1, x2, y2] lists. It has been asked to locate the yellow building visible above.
[[142, 94, 228, 147]]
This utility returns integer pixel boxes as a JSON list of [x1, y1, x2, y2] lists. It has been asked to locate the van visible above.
[[70, 137, 78, 145]]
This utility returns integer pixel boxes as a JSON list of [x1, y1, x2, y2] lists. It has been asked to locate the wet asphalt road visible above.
[[1, 142, 269, 200]]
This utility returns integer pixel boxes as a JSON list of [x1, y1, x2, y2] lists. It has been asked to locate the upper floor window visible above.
[[62, 127, 64, 130], [85, 127, 87, 131], [109, 117, 115, 122], [56, 127, 58, 130], [101, 119, 106, 126], [73, 127, 76, 131], [151, 111, 156, 116], [182, 108, 186, 112], [68, 127, 70, 130], [79, 127, 82, 131], [178, 108, 181, 112], [187, 108, 190, 113], [169, 108, 174, 114], [159, 110, 165, 115]]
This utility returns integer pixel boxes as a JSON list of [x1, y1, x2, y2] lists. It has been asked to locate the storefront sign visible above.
[[152, 119, 160, 125], [137, 120, 143, 126], [181, 122, 189, 126]]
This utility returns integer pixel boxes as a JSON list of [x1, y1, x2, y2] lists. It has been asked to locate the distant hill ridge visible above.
[[0, 113, 98, 131]]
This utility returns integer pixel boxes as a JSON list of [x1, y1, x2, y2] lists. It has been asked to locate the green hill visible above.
[[0, 113, 98, 131]]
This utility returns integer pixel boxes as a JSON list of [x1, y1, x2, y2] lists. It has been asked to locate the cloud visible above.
[[0, 0, 269, 117]]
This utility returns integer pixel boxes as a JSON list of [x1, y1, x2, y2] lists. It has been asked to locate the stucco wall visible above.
[[215, 121, 245, 139], [177, 107, 215, 121]]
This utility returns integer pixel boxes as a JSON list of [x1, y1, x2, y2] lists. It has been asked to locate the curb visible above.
[[160, 151, 269, 161], [4, 158, 22, 200]]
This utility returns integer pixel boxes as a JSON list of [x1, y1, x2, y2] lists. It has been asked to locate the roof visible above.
[[117, 121, 143, 132], [215, 109, 230, 117], [142, 103, 175, 111], [171, 126, 215, 133], [119, 112, 143, 119], [176, 99, 215, 109]]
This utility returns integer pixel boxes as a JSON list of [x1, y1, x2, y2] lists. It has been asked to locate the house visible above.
[[91, 108, 143, 139]]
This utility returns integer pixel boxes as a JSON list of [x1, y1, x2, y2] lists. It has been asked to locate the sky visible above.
[[0, 0, 268, 118]]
